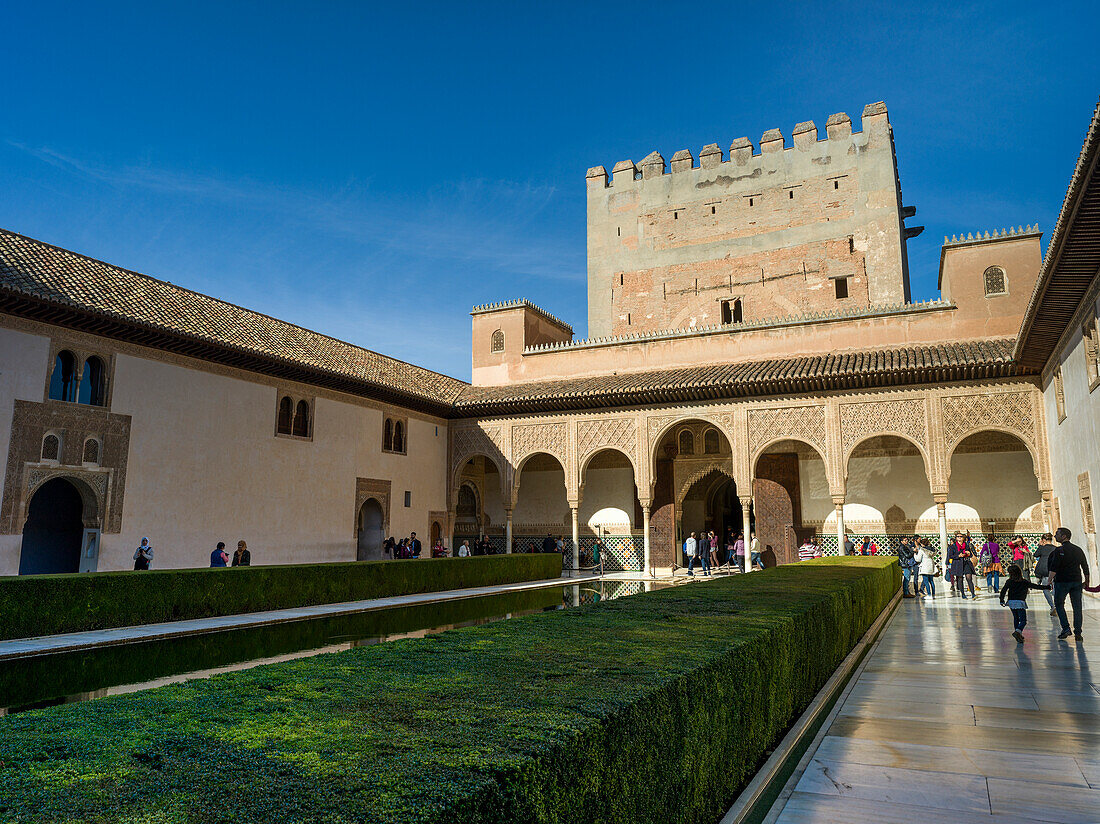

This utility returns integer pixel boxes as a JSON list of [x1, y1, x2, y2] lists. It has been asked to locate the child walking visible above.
[[999, 564, 1051, 643]]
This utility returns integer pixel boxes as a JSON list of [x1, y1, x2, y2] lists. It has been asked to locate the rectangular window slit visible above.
[[404, 491, 411, 508], [834, 180, 839, 190], [789, 190, 794, 199], [834, 277, 849, 299]]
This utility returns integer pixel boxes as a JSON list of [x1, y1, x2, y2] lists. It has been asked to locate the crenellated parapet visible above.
[[586, 101, 891, 189], [942, 225, 1041, 246]]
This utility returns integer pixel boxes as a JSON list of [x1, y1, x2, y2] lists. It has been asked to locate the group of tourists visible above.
[[209, 541, 251, 567], [132, 538, 252, 570], [683, 530, 763, 575], [893, 527, 1093, 644]]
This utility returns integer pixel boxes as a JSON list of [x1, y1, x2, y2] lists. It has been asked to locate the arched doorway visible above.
[[430, 521, 442, 549], [754, 438, 829, 563], [680, 470, 746, 563], [20, 478, 85, 575], [357, 498, 384, 561]]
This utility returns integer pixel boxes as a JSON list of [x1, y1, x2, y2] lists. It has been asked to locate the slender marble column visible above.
[[741, 496, 753, 573], [834, 498, 846, 555], [571, 506, 580, 571], [505, 508, 513, 554], [936, 501, 948, 563], [642, 504, 652, 577]]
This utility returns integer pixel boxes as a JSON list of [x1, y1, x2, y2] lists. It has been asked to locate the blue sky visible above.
[[3, 1, 1098, 380]]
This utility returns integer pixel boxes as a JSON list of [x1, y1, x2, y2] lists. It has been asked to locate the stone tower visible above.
[[584, 102, 921, 337]]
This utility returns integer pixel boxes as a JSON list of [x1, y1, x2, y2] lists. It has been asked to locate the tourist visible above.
[[897, 538, 916, 597], [999, 563, 1050, 643], [556, 535, 566, 556], [231, 540, 251, 566], [859, 536, 878, 556], [949, 533, 975, 598], [132, 537, 154, 571], [409, 532, 422, 558], [798, 536, 817, 562], [761, 544, 777, 568], [210, 541, 229, 567], [733, 532, 745, 572], [979, 535, 1001, 594], [843, 535, 855, 555], [914, 539, 935, 597], [383, 537, 396, 559], [750, 531, 761, 569], [686, 531, 709, 576], [1032, 533, 1058, 615], [1048, 526, 1090, 641], [593, 537, 604, 567], [1011, 535, 1033, 579], [542, 533, 556, 553], [458, 540, 471, 557]]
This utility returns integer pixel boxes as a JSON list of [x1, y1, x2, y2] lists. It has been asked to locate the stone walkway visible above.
[[767, 589, 1100, 824], [0, 576, 569, 660]]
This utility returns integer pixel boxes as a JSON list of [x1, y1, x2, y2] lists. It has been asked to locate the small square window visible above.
[[748, 197, 754, 207], [788, 190, 794, 199], [834, 277, 849, 299], [711, 206, 716, 214], [834, 180, 840, 190], [404, 491, 411, 508], [673, 211, 679, 220]]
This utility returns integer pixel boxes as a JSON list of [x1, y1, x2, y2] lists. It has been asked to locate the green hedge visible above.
[[0, 558, 896, 823], [0, 585, 564, 712], [0, 554, 562, 641]]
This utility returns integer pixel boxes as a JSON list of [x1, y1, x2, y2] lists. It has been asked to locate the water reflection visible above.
[[1, 579, 665, 715]]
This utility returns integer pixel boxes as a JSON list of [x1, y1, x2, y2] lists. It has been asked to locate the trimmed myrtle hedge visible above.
[[0, 557, 897, 824], [0, 554, 562, 641]]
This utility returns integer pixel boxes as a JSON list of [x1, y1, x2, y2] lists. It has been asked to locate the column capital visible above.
[[934, 497, 947, 509], [831, 495, 845, 507], [639, 500, 652, 512], [738, 495, 753, 508], [566, 499, 580, 510]]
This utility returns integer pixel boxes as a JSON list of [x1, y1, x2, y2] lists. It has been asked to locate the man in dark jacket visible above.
[[409, 532, 422, 558], [542, 533, 557, 553], [1049, 527, 1090, 641]]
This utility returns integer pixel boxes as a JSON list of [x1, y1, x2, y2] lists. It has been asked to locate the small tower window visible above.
[[83, 437, 100, 465], [834, 180, 840, 190], [490, 329, 505, 353], [731, 298, 743, 323], [984, 266, 1006, 296], [678, 429, 694, 456], [48, 350, 77, 402], [703, 429, 720, 454], [384, 418, 394, 451], [78, 356, 106, 406], [277, 396, 293, 435], [42, 433, 60, 462], [393, 421, 405, 453], [292, 400, 311, 438], [788, 189, 794, 199], [834, 277, 849, 299]]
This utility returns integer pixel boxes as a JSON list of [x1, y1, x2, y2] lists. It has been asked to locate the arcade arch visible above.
[[947, 431, 1042, 534], [512, 452, 569, 556], [452, 455, 505, 547], [842, 434, 934, 544], [754, 438, 830, 565], [579, 448, 641, 537]]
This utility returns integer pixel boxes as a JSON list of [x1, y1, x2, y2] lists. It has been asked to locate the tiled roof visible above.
[[0, 229, 468, 412], [454, 339, 1031, 415], [1015, 97, 1100, 369]]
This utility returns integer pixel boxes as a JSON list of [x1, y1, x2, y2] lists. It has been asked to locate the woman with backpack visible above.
[[980, 535, 1001, 595]]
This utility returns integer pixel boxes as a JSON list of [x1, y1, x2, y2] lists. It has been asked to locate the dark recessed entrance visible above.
[[19, 478, 85, 575]]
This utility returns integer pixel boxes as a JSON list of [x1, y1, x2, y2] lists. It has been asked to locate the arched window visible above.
[[393, 420, 405, 453], [48, 351, 77, 402], [78, 356, 106, 406], [277, 396, 293, 434], [491, 329, 505, 353], [83, 437, 100, 464], [292, 400, 311, 437], [703, 429, 720, 454], [678, 429, 694, 455], [384, 418, 394, 451], [984, 266, 1006, 296], [42, 433, 60, 462]]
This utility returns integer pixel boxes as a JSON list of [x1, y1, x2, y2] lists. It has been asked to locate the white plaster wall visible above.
[[513, 469, 569, 529], [1044, 293, 1100, 571], [482, 469, 506, 530], [797, 455, 838, 523], [948, 451, 1041, 525], [0, 327, 52, 575], [803, 453, 933, 529], [1, 336, 450, 573], [579, 465, 636, 533]]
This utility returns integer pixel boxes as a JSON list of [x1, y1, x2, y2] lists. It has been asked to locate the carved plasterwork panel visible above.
[[840, 398, 928, 456], [676, 462, 737, 504], [2, 399, 131, 534], [450, 423, 505, 479], [748, 405, 827, 461], [512, 422, 568, 467], [577, 417, 637, 471], [941, 391, 1036, 453]]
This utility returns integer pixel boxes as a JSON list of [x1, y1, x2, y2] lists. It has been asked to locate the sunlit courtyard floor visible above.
[[764, 588, 1100, 823]]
